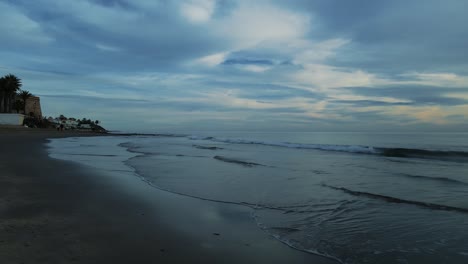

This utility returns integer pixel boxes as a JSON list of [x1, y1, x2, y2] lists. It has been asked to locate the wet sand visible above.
[[0, 127, 336, 263]]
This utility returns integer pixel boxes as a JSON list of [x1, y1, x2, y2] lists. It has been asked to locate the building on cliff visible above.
[[24, 96, 42, 118]]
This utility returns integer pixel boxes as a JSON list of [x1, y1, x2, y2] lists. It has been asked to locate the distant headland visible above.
[[0, 74, 106, 132]]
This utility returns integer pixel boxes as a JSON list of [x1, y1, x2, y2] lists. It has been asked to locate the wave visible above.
[[399, 173, 468, 185], [193, 145, 224, 150], [124, 157, 345, 263], [253, 216, 345, 264], [188, 135, 214, 140], [322, 184, 468, 214], [268, 227, 302, 233], [111, 132, 187, 137], [122, 153, 324, 213], [188, 136, 468, 162], [213, 155, 265, 167], [209, 138, 378, 154], [65, 153, 118, 157], [118, 143, 157, 156], [378, 148, 468, 161], [125, 163, 344, 263]]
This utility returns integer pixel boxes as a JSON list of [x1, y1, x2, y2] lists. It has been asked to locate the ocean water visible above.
[[47, 132, 468, 263]]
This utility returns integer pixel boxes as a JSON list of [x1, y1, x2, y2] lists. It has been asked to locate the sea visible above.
[[47, 132, 468, 264]]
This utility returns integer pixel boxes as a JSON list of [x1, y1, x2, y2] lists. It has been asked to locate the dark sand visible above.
[[0, 127, 337, 263]]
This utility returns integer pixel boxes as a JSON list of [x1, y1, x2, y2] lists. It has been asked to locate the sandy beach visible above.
[[0, 127, 336, 264]]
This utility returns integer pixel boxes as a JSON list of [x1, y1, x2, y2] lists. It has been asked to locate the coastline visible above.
[[0, 128, 336, 263]]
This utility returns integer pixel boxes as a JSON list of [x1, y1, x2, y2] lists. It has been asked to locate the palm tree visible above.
[[0, 74, 22, 113], [13, 99, 24, 113], [18, 90, 32, 115], [0, 77, 5, 113]]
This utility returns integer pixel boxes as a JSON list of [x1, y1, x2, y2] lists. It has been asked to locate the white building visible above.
[[78, 124, 92, 129], [0, 114, 25, 125], [64, 119, 79, 129]]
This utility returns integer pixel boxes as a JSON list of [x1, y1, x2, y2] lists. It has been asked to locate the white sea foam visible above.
[[47, 136, 137, 172]]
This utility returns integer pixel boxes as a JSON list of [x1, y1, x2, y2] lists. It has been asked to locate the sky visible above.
[[1, 0, 468, 132]]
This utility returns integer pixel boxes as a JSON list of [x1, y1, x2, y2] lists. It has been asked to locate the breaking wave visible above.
[[322, 184, 468, 214], [193, 145, 224, 150], [399, 173, 468, 185], [188, 136, 468, 162], [111, 132, 188, 137], [379, 148, 468, 161], [65, 153, 119, 157], [213, 155, 265, 167]]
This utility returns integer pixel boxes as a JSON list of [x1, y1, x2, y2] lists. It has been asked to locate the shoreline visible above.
[[0, 129, 336, 263]]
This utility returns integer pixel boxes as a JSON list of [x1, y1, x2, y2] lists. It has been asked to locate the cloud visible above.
[[180, 0, 216, 23], [293, 38, 350, 64], [7, 0, 224, 73], [2, 0, 468, 131], [222, 58, 274, 66], [343, 85, 468, 106], [330, 100, 412, 107], [310, 0, 468, 74], [96, 43, 122, 52], [0, 2, 53, 45], [214, 2, 310, 49], [50, 0, 140, 30], [240, 65, 272, 73], [194, 52, 228, 67], [400, 72, 468, 88], [292, 64, 385, 89], [379, 105, 468, 125]]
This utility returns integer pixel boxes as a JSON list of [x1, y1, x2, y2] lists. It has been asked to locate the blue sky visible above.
[[1, 0, 468, 132]]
